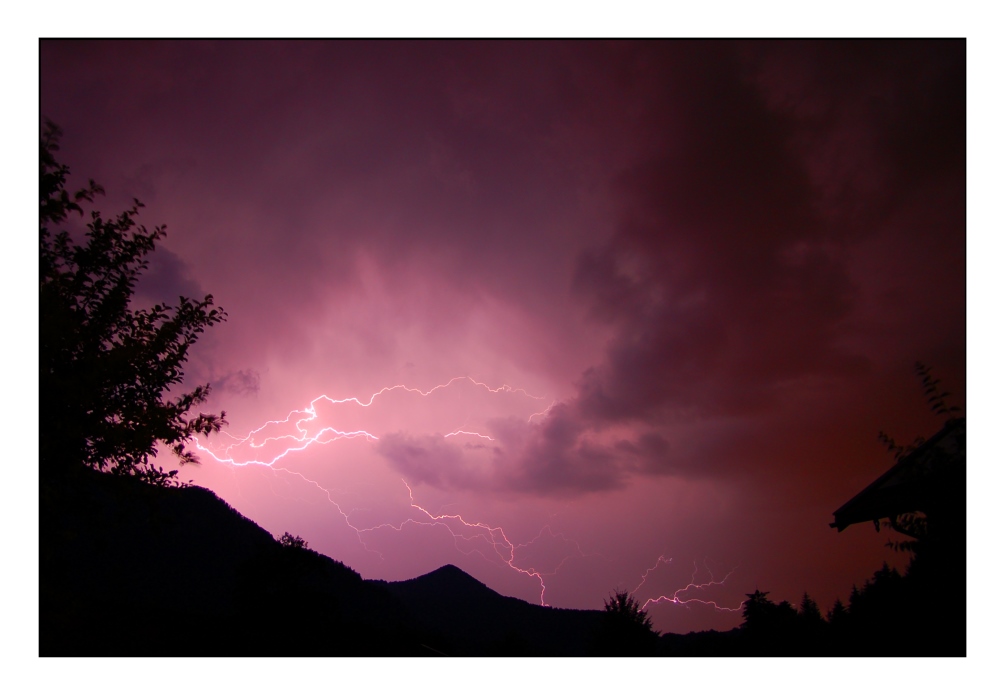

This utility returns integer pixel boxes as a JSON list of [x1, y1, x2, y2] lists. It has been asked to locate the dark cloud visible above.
[[211, 369, 261, 397], [568, 40, 962, 431], [377, 407, 689, 497], [376, 41, 964, 496], [374, 406, 623, 496], [376, 433, 484, 491], [497, 404, 626, 495], [134, 244, 206, 306]]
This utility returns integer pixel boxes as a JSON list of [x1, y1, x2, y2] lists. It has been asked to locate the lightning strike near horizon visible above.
[[190, 375, 743, 619], [359, 480, 591, 606], [632, 555, 744, 613]]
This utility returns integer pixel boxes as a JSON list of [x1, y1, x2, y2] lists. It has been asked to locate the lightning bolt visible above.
[[194, 375, 541, 466], [190, 375, 745, 619], [192, 376, 581, 602], [632, 555, 744, 613], [443, 430, 495, 441], [357, 481, 582, 606]]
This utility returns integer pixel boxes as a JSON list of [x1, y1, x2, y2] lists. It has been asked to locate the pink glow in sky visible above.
[[40, 40, 965, 633]]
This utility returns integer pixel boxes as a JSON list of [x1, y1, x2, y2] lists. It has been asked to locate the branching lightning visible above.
[[195, 375, 542, 466], [192, 376, 576, 602], [357, 481, 589, 606], [631, 555, 744, 613], [191, 375, 744, 619]]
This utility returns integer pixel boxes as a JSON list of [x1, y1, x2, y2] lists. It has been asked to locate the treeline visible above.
[[655, 558, 964, 656], [735, 560, 956, 656]]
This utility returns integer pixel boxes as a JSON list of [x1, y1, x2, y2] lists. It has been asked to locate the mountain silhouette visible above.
[[378, 564, 604, 655], [40, 466, 431, 655], [41, 464, 954, 656], [41, 464, 611, 655], [41, 465, 615, 656]]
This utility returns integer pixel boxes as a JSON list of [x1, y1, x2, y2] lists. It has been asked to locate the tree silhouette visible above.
[[591, 589, 659, 655], [826, 598, 847, 628], [40, 121, 227, 484], [914, 361, 962, 420], [740, 588, 774, 631], [798, 592, 823, 626], [877, 362, 960, 462], [603, 589, 653, 628], [279, 532, 308, 549], [739, 588, 803, 652]]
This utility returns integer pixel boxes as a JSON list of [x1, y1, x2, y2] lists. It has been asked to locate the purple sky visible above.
[[38, 39, 969, 635]]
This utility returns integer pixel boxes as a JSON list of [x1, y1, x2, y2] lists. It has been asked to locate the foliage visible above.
[[826, 597, 847, 626], [740, 588, 772, 630], [915, 361, 962, 420], [878, 362, 961, 460], [740, 589, 796, 633], [882, 512, 929, 553], [603, 588, 654, 630], [876, 429, 922, 462], [737, 559, 956, 654], [847, 563, 903, 619], [592, 588, 658, 655], [798, 592, 823, 626], [876, 361, 962, 552], [279, 532, 308, 549], [40, 120, 227, 485]]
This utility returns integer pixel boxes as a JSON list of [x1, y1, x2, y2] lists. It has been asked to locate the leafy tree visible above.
[[914, 361, 962, 420], [875, 363, 964, 557], [876, 362, 960, 462], [279, 532, 308, 549], [40, 121, 227, 485], [883, 512, 929, 554]]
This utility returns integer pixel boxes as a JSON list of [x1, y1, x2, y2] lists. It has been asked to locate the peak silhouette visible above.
[[393, 564, 504, 603], [383, 564, 603, 655]]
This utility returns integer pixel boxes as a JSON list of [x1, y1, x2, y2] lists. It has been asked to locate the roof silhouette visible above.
[[830, 417, 965, 532]]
